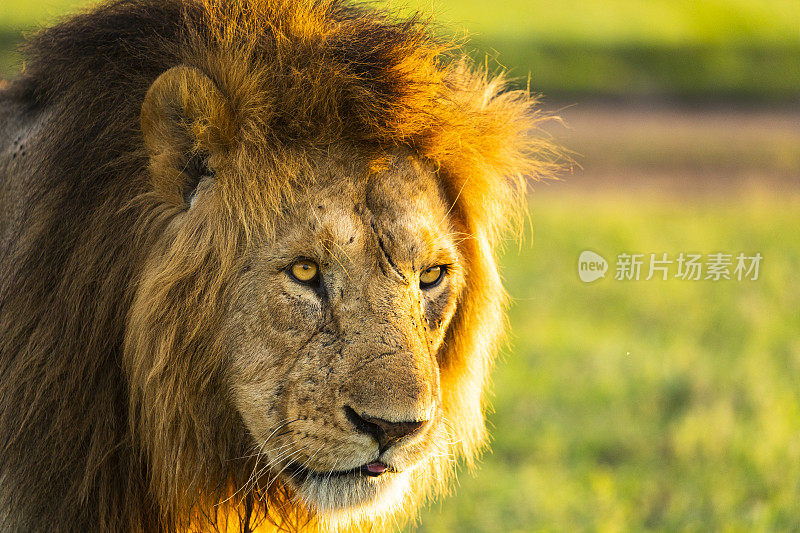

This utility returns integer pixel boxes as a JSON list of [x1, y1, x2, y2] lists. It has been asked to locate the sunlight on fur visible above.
[[0, 0, 561, 531]]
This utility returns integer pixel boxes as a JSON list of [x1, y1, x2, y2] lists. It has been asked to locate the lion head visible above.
[[0, 0, 558, 531]]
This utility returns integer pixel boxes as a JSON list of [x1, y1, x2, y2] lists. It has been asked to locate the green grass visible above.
[[0, 0, 94, 75], [0, 0, 94, 30], [2, 0, 799, 100], [412, 190, 800, 531], [403, 0, 800, 46], [403, 0, 800, 101]]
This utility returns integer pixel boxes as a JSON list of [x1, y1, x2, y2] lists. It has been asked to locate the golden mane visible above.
[[0, 0, 559, 530]]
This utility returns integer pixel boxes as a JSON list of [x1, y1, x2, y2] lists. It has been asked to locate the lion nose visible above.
[[344, 406, 428, 452]]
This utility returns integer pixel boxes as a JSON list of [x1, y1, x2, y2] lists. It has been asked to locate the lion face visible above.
[[130, 65, 468, 522], [222, 151, 462, 516], [125, 51, 540, 528]]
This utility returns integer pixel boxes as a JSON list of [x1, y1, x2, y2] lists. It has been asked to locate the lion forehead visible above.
[[275, 154, 452, 263]]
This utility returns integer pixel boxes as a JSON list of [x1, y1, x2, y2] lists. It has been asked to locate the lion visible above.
[[0, 0, 558, 531]]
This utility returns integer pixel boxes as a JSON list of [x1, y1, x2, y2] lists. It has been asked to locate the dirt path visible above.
[[537, 102, 800, 197]]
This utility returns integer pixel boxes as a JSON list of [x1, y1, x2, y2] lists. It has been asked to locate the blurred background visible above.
[[2, 1, 799, 530]]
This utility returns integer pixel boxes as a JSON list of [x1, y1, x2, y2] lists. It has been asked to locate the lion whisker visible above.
[[244, 445, 309, 508], [221, 434, 308, 509], [231, 418, 301, 461]]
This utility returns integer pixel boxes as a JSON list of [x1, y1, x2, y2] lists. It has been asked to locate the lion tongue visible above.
[[365, 462, 387, 474]]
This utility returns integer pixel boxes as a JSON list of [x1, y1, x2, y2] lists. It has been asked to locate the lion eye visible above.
[[289, 260, 319, 284], [420, 266, 445, 289]]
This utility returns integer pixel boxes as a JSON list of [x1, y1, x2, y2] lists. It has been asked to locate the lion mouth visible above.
[[287, 458, 414, 514], [288, 460, 394, 482]]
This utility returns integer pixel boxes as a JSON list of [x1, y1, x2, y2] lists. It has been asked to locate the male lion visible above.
[[0, 0, 557, 531]]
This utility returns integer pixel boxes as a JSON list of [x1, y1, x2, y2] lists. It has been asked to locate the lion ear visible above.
[[140, 66, 236, 207]]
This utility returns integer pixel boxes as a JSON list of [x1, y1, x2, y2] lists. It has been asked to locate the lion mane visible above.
[[0, 0, 557, 531]]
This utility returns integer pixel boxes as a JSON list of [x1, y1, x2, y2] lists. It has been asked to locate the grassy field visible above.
[[414, 190, 800, 531], [402, 0, 800, 101]]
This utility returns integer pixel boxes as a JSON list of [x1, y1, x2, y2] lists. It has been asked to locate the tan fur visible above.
[[0, 0, 560, 531]]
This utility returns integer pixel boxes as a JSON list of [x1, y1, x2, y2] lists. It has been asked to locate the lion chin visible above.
[[293, 466, 412, 517]]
